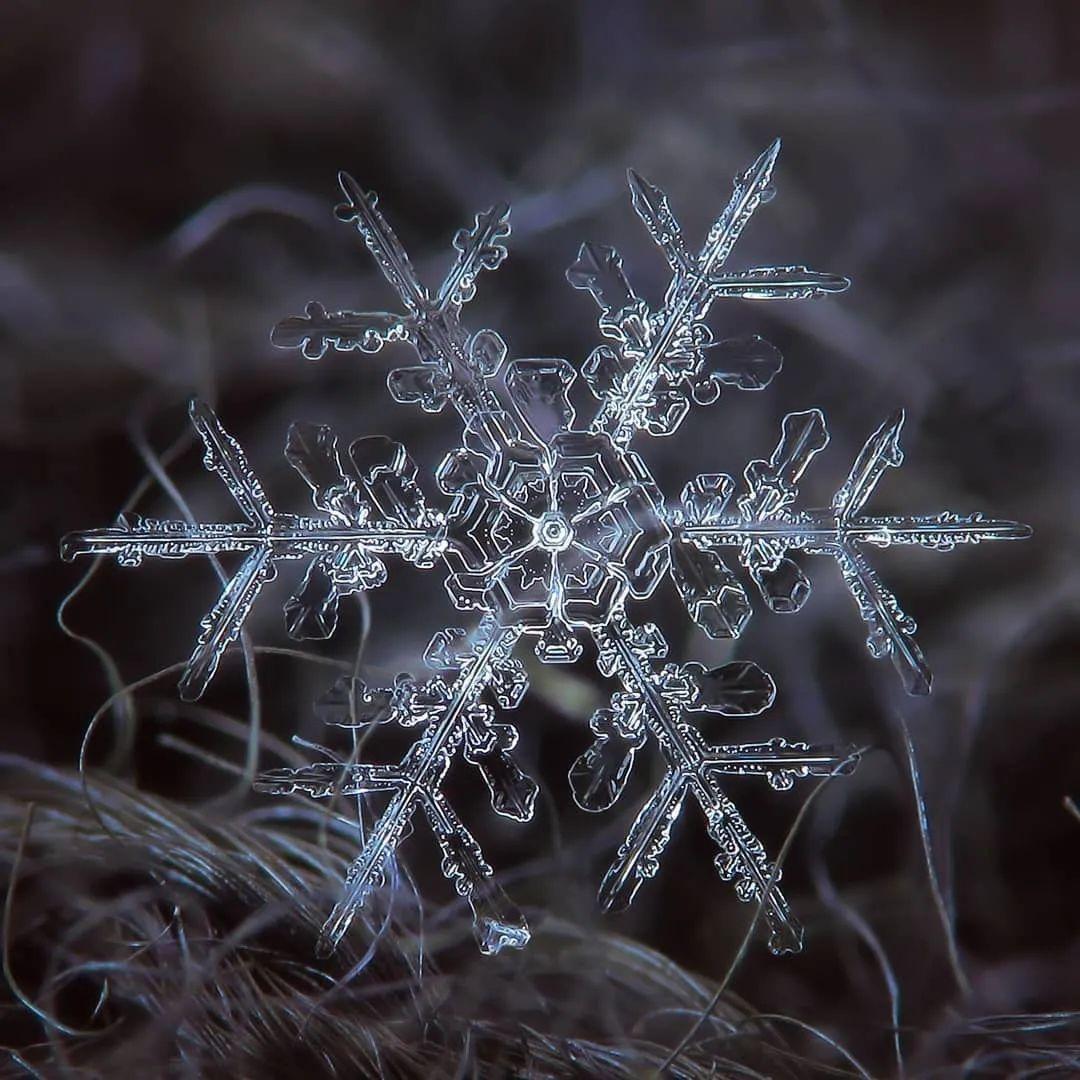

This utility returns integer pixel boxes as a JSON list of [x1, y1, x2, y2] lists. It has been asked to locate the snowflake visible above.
[[62, 141, 1030, 958]]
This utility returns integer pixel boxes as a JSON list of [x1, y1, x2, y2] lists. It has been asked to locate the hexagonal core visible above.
[[534, 511, 574, 552]]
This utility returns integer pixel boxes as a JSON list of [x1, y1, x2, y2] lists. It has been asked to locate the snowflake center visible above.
[[534, 511, 574, 552]]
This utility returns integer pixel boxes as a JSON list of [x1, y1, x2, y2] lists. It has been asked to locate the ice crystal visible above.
[[62, 140, 1030, 958]]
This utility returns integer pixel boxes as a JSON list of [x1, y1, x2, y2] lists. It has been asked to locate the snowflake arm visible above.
[[570, 141, 849, 445], [272, 174, 512, 426], [60, 399, 447, 699], [576, 614, 857, 955], [674, 409, 1032, 694], [256, 617, 534, 956]]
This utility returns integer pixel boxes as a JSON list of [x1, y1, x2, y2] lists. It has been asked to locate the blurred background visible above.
[[3, 1, 1079, 1074]]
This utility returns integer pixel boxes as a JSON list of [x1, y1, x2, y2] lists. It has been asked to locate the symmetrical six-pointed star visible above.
[[63, 141, 1030, 957]]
